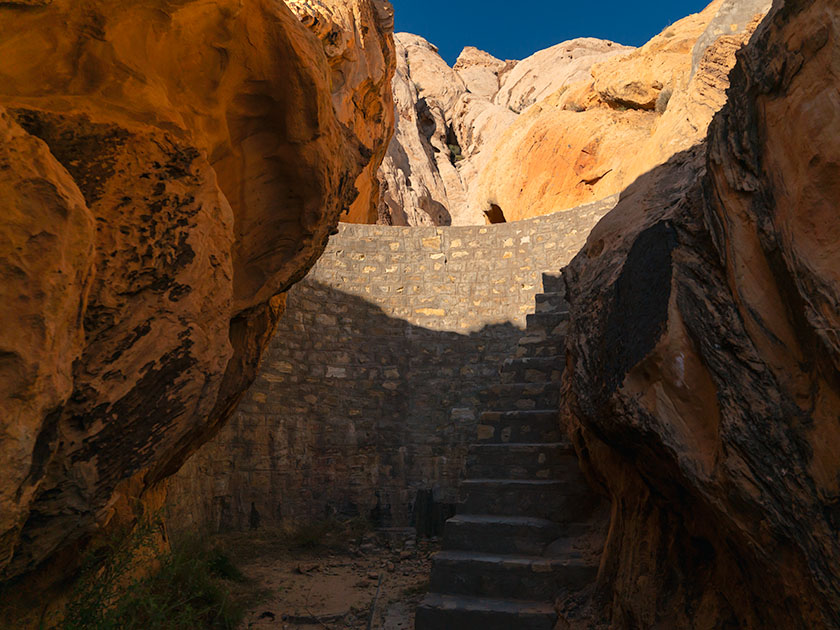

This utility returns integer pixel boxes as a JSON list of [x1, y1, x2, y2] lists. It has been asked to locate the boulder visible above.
[[562, 0, 840, 627], [495, 38, 632, 113], [0, 0, 394, 618]]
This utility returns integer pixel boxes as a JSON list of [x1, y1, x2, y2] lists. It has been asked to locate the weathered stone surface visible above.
[[286, 0, 396, 224], [379, 0, 773, 227], [167, 197, 619, 533], [471, 0, 768, 222], [378, 34, 625, 226], [377, 34, 466, 226], [561, 0, 840, 627], [0, 0, 394, 614], [454, 47, 512, 100], [495, 38, 632, 113]]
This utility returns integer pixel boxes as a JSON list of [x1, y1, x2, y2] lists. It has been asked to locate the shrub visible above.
[[656, 87, 674, 114], [62, 520, 250, 630]]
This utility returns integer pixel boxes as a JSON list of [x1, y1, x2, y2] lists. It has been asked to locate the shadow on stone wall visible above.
[[167, 280, 524, 535]]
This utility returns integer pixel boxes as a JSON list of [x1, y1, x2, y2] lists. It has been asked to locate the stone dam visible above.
[[166, 196, 618, 534]]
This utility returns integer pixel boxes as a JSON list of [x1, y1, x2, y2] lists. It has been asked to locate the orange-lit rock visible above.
[[561, 0, 840, 627], [286, 0, 396, 224], [471, 0, 770, 222], [0, 0, 393, 616], [378, 35, 627, 225]]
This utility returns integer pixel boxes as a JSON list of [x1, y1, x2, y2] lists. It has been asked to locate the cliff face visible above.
[[286, 0, 396, 224], [562, 0, 840, 627], [378, 0, 771, 226], [473, 0, 771, 222], [378, 35, 629, 225], [0, 0, 394, 605]]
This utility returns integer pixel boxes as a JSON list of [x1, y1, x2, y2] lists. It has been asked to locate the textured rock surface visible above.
[[378, 35, 626, 225], [494, 38, 632, 113], [561, 0, 840, 627], [473, 0, 771, 222], [380, 0, 771, 226], [0, 0, 393, 614], [454, 47, 512, 100], [285, 0, 396, 224], [377, 34, 467, 226]]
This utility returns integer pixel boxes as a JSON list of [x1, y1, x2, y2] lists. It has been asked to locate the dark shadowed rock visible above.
[[562, 0, 840, 627]]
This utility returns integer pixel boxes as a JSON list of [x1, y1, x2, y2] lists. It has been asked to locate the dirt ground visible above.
[[232, 528, 438, 630]]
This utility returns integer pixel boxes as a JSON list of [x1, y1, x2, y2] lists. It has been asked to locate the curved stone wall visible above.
[[166, 195, 618, 532]]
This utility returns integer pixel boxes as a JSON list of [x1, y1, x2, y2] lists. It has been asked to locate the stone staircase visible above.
[[415, 273, 602, 630]]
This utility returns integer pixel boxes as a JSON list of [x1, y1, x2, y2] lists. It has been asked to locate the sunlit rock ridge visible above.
[[378, 0, 771, 226]]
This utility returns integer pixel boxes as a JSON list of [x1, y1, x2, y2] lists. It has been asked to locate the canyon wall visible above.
[[167, 196, 618, 533], [378, 0, 771, 226], [561, 0, 840, 627], [0, 0, 394, 622], [378, 34, 629, 225]]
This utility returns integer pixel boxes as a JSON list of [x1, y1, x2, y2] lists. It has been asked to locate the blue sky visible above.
[[393, 0, 711, 65]]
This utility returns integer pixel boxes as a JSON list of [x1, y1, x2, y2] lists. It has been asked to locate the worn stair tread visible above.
[[447, 514, 560, 528], [480, 409, 558, 419], [540, 273, 565, 294], [443, 513, 568, 555], [419, 593, 557, 615], [468, 442, 571, 450], [461, 478, 569, 486], [434, 549, 592, 568], [527, 311, 569, 322], [478, 381, 562, 411], [502, 356, 564, 368], [480, 382, 562, 395]]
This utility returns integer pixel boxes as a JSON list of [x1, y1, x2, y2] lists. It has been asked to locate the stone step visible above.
[[429, 550, 598, 601], [443, 514, 563, 556], [415, 593, 556, 630], [459, 479, 597, 522], [465, 442, 578, 480], [499, 356, 564, 384], [525, 311, 569, 335], [477, 381, 562, 411], [514, 334, 565, 359], [534, 292, 569, 314], [476, 410, 562, 444], [540, 273, 565, 295]]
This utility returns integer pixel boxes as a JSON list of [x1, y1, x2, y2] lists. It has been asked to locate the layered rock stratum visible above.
[[378, 0, 771, 225], [561, 0, 840, 627], [0, 0, 394, 620]]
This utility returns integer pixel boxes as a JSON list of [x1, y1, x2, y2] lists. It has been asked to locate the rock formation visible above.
[[0, 0, 394, 620], [285, 0, 396, 223], [377, 0, 774, 226], [378, 34, 630, 225], [472, 0, 771, 222], [561, 0, 840, 627]]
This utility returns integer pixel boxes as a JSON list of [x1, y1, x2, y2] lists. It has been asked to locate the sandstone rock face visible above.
[[0, 0, 393, 609], [378, 34, 627, 225], [494, 38, 631, 113], [472, 0, 772, 222], [454, 47, 512, 100], [380, 0, 771, 226], [377, 34, 467, 226], [285, 0, 396, 224], [561, 0, 840, 627]]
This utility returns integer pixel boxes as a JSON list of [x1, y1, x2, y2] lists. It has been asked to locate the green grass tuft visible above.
[[62, 519, 254, 630]]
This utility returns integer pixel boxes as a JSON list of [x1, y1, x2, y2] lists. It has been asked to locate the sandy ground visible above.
[[237, 531, 437, 630]]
